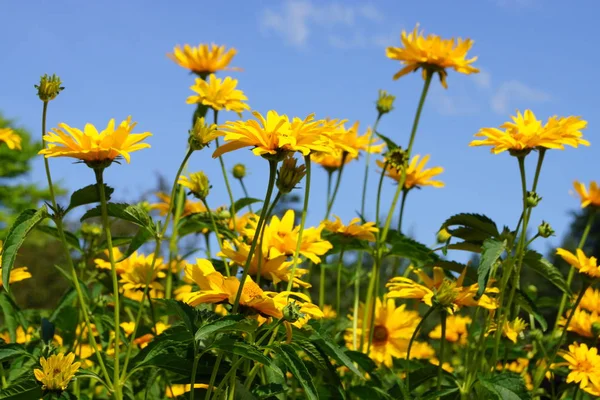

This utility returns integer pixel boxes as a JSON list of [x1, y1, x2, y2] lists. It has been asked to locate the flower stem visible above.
[[437, 311, 447, 393], [319, 265, 326, 309], [94, 168, 122, 400], [397, 189, 409, 234], [325, 152, 347, 219], [201, 198, 230, 276], [166, 187, 185, 299], [238, 177, 254, 213], [405, 306, 436, 393], [361, 114, 382, 218], [352, 259, 361, 351], [213, 109, 236, 229], [190, 345, 200, 400], [232, 159, 277, 312], [336, 246, 346, 316], [286, 155, 311, 292], [554, 210, 595, 332]]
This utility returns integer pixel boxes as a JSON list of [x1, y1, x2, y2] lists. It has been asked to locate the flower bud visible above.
[[537, 221, 554, 238], [592, 322, 600, 338], [526, 191, 542, 208], [525, 284, 538, 300], [384, 147, 408, 171], [35, 74, 64, 102], [436, 228, 451, 243], [282, 301, 304, 323], [276, 156, 306, 194], [188, 117, 219, 151], [179, 172, 211, 200], [376, 90, 395, 116], [433, 279, 458, 312], [232, 163, 246, 179]]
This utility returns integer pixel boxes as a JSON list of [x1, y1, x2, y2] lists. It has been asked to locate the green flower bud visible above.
[[537, 221, 554, 238], [376, 90, 395, 116], [180, 172, 211, 200], [276, 156, 306, 194], [526, 191, 542, 208], [592, 322, 600, 338], [282, 301, 304, 323], [189, 117, 219, 151], [35, 74, 64, 102], [81, 223, 102, 238], [232, 163, 246, 179]]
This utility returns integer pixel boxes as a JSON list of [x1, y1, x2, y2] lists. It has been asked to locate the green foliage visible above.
[[476, 239, 506, 298], [476, 373, 531, 400]]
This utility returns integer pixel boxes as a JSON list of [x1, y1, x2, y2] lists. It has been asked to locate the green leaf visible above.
[[376, 131, 400, 151], [80, 203, 156, 233], [0, 344, 34, 362], [426, 261, 478, 284], [514, 289, 548, 331], [477, 373, 531, 400], [387, 232, 439, 266], [0, 293, 26, 342], [251, 383, 285, 399], [346, 351, 378, 373], [65, 184, 114, 214], [273, 344, 318, 400], [177, 213, 237, 240], [213, 339, 278, 372], [36, 225, 82, 251], [420, 387, 460, 400], [446, 242, 483, 253], [195, 315, 245, 342], [156, 299, 198, 334], [233, 197, 262, 212], [116, 228, 153, 262], [476, 239, 506, 299], [408, 366, 455, 390], [2, 206, 49, 293], [522, 250, 571, 295], [441, 213, 499, 240], [309, 331, 362, 377], [0, 378, 43, 400], [350, 386, 393, 400]]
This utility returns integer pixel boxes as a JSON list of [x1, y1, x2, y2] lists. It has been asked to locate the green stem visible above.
[[336, 246, 346, 315], [243, 322, 282, 388], [397, 189, 409, 234], [554, 210, 595, 332], [166, 187, 186, 300], [375, 161, 388, 227], [256, 191, 282, 286], [405, 306, 436, 393], [352, 257, 361, 351], [286, 155, 311, 291], [201, 198, 230, 276], [162, 149, 194, 235], [325, 152, 347, 219], [361, 114, 382, 217], [204, 233, 212, 258], [319, 264, 326, 309], [190, 346, 200, 400], [94, 168, 122, 400], [41, 102, 58, 211], [238, 178, 254, 213], [213, 109, 236, 229], [437, 311, 447, 394], [232, 159, 277, 312]]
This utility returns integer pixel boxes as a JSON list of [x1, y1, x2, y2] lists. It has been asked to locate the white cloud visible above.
[[472, 70, 492, 89], [259, 1, 386, 48], [491, 80, 551, 114]]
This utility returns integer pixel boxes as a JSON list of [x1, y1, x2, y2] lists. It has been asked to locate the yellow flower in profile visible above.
[[558, 342, 600, 391], [503, 317, 528, 344], [429, 315, 471, 344], [218, 240, 311, 288], [39, 117, 151, 165], [559, 307, 599, 338], [580, 288, 600, 314], [377, 154, 444, 189], [311, 150, 353, 171], [213, 111, 334, 158], [387, 267, 499, 313], [179, 172, 211, 199], [556, 248, 600, 278], [166, 384, 211, 398], [189, 117, 221, 150], [573, 181, 600, 208], [470, 110, 589, 155], [167, 43, 238, 74], [34, 352, 81, 391], [386, 24, 479, 88], [187, 74, 250, 114], [322, 305, 337, 319], [346, 297, 434, 367], [0, 128, 22, 150], [328, 122, 384, 158], [322, 216, 378, 242], [150, 192, 207, 217]]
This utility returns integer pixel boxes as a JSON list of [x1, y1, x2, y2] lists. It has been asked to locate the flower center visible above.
[[53, 367, 61, 375], [372, 325, 389, 344], [578, 360, 594, 372]]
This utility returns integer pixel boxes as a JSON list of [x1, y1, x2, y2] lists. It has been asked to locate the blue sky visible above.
[[2, 0, 599, 261]]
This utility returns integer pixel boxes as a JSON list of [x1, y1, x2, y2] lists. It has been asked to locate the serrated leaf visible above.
[[36, 225, 82, 252], [514, 289, 548, 331], [346, 351, 378, 373], [442, 213, 499, 239], [387, 232, 439, 266], [309, 331, 362, 377], [65, 184, 114, 214], [446, 242, 483, 253], [156, 299, 198, 333], [0, 378, 42, 400], [273, 344, 318, 400], [195, 315, 245, 342], [0, 344, 34, 362], [251, 383, 285, 399], [117, 228, 153, 262], [2, 206, 49, 293], [80, 203, 156, 234], [522, 250, 570, 295], [376, 131, 400, 151], [233, 197, 262, 212], [476, 239, 506, 299], [213, 339, 277, 372], [477, 373, 531, 400]]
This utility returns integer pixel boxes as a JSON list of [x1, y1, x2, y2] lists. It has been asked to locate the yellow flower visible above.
[[470, 110, 589, 155], [430, 358, 454, 373], [130, 322, 170, 349], [0, 326, 34, 344], [150, 192, 206, 217], [377, 154, 444, 189], [503, 317, 528, 343], [189, 117, 221, 150], [167, 43, 238, 74], [0, 128, 22, 150], [558, 342, 600, 391], [328, 122, 384, 158], [166, 384, 210, 398], [322, 216, 378, 242], [187, 74, 250, 114], [387, 267, 499, 313], [556, 248, 600, 278], [376, 90, 396, 115], [118, 252, 166, 292], [179, 172, 211, 199], [182, 259, 321, 321], [218, 240, 311, 288], [311, 150, 353, 171], [573, 181, 600, 208], [322, 305, 337, 319], [0, 241, 32, 288], [580, 288, 600, 314], [212, 110, 334, 158], [386, 24, 479, 88], [559, 307, 599, 338], [34, 352, 81, 391], [429, 315, 471, 344], [345, 297, 434, 367], [496, 358, 533, 391], [39, 116, 151, 165]]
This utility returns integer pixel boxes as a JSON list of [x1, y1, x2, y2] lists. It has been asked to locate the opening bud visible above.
[[282, 301, 304, 323], [179, 171, 211, 200], [35, 74, 64, 102], [189, 117, 219, 151], [537, 221, 554, 238], [526, 191, 542, 208], [376, 90, 396, 116], [276, 155, 306, 194]]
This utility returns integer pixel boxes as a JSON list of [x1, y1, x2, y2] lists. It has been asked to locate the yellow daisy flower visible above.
[[386, 24, 479, 88], [94, 249, 166, 292], [580, 287, 600, 314], [559, 307, 599, 338], [150, 192, 207, 217], [0, 326, 35, 344], [166, 384, 211, 398], [34, 352, 81, 391], [556, 248, 600, 278], [167, 43, 239, 75], [0, 127, 22, 150], [346, 297, 434, 367], [39, 116, 151, 165], [321, 305, 337, 319], [429, 315, 471, 344], [573, 181, 600, 208], [503, 317, 528, 344], [558, 342, 600, 391], [186, 74, 250, 114], [311, 150, 353, 171], [322, 216, 378, 242], [328, 122, 384, 158], [377, 154, 444, 189]]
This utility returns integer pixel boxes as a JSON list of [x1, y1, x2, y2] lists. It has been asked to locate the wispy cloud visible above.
[[472, 70, 492, 90], [491, 80, 551, 114], [259, 1, 390, 48]]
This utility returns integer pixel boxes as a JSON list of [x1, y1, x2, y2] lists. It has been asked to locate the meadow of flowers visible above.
[[0, 24, 598, 400]]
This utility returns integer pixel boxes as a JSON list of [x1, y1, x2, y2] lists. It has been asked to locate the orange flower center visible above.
[[372, 325, 389, 344]]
